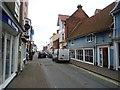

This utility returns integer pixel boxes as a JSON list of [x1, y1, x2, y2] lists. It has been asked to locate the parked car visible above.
[[46, 51, 52, 58], [52, 49, 70, 63], [38, 51, 46, 58]]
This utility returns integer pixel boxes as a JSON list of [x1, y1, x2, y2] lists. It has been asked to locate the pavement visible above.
[[5, 54, 120, 88], [70, 59, 120, 82], [5, 55, 50, 88]]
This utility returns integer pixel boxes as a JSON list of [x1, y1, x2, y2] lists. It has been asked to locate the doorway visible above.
[[98, 47, 109, 68]]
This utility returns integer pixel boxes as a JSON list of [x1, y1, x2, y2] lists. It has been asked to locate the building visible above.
[[49, 31, 59, 52], [0, 1, 24, 89], [0, 0, 31, 89], [65, 5, 89, 41], [19, 0, 29, 71], [111, 0, 120, 70], [57, 14, 70, 49], [66, 2, 116, 70], [53, 30, 59, 49]]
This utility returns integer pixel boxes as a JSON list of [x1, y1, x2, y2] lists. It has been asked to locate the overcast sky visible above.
[[28, 0, 115, 50]]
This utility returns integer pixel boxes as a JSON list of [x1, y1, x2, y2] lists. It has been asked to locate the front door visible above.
[[98, 47, 108, 68]]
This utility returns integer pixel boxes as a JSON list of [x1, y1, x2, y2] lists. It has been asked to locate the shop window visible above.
[[70, 50, 75, 58], [5, 34, 11, 79], [76, 50, 83, 61], [0, 32, 4, 84], [85, 49, 93, 63], [11, 36, 15, 74]]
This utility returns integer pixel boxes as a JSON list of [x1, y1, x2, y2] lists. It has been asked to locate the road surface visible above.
[[38, 57, 119, 88]]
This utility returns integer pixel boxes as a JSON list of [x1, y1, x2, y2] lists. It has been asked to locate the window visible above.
[[71, 40, 74, 45], [86, 34, 93, 42], [5, 34, 11, 79], [76, 50, 83, 61], [62, 33, 64, 41], [62, 22, 65, 29], [15, 1, 20, 21], [85, 49, 93, 63], [70, 50, 75, 58], [0, 32, 4, 84], [11, 36, 15, 74]]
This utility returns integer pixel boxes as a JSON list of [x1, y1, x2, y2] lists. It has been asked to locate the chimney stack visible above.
[[77, 4, 82, 9]]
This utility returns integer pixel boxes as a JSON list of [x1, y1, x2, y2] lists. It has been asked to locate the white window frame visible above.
[[15, 1, 20, 21], [76, 49, 83, 61], [86, 34, 93, 42], [71, 48, 94, 65], [2, 32, 17, 88], [84, 48, 94, 65]]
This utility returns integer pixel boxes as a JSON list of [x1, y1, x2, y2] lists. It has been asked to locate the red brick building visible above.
[[65, 5, 89, 40]]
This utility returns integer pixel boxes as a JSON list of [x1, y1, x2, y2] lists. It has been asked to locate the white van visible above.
[[52, 49, 70, 63]]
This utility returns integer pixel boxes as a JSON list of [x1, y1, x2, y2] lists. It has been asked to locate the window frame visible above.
[[84, 49, 94, 64], [86, 34, 93, 42], [76, 49, 83, 61]]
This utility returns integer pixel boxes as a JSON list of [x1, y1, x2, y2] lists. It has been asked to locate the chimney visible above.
[[77, 4, 82, 9], [94, 9, 101, 15]]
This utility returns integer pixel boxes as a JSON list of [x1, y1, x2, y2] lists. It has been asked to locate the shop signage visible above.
[[1, 10, 19, 33]]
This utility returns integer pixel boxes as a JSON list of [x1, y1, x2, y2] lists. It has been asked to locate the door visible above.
[[98, 47, 108, 68], [102, 48, 108, 67]]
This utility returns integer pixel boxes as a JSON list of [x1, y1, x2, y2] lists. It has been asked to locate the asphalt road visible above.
[[38, 57, 119, 88]]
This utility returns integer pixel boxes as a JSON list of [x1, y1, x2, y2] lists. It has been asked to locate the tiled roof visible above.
[[58, 14, 70, 21], [57, 14, 70, 26], [65, 6, 89, 39], [67, 2, 115, 40], [111, 1, 120, 14]]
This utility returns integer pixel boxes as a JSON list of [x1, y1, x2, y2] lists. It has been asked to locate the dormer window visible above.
[[86, 34, 93, 42]]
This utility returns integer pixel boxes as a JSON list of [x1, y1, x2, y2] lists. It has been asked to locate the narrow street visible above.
[[6, 54, 119, 88]]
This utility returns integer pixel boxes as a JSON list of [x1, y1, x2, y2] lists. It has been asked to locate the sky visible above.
[[28, 0, 115, 50]]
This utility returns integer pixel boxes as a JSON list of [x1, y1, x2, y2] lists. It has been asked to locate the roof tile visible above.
[[67, 2, 115, 40]]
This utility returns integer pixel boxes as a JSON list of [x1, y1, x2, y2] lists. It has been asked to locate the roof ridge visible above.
[[67, 2, 115, 40]]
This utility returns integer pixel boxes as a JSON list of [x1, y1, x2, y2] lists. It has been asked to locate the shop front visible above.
[[0, 20, 2, 89], [0, 5, 23, 89]]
